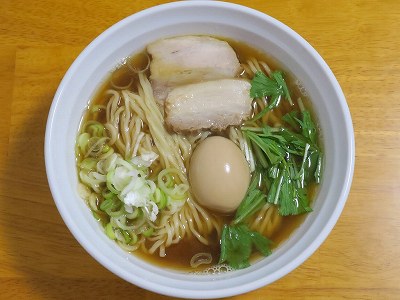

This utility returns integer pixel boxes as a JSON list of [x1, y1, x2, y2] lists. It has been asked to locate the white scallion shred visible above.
[[106, 155, 160, 222], [131, 151, 158, 168]]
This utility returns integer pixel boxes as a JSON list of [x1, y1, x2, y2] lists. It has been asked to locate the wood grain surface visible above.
[[1, 0, 399, 299]]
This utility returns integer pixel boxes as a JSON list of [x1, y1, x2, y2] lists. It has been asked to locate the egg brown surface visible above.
[[189, 136, 250, 214]]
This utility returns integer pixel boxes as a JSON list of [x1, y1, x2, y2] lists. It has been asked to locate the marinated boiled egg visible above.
[[189, 136, 250, 214]]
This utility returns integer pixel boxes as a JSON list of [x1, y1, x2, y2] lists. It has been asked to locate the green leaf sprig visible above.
[[242, 106, 322, 216], [219, 223, 272, 269], [250, 71, 293, 121], [218, 168, 272, 270], [218, 70, 323, 271]]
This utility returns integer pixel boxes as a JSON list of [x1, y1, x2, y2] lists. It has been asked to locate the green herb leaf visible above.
[[282, 165, 312, 215], [303, 149, 319, 184], [243, 116, 320, 216], [266, 170, 283, 205], [219, 224, 272, 269], [233, 189, 266, 224], [301, 110, 317, 145], [219, 224, 251, 269], [282, 110, 301, 130], [314, 153, 323, 183], [249, 230, 272, 256], [250, 71, 281, 99], [283, 110, 318, 147], [245, 131, 285, 165], [251, 95, 281, 122], [249, 71, 293, 121], [271, 71, 293, 105], [251, 139, 269, 168]]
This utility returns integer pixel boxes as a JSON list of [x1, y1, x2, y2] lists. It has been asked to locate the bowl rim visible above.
[[45, 1, 355, 298]]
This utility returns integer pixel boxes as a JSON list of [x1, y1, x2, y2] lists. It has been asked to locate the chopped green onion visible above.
[[77, 133, 90, 151], [86, 122, 105, 137], [100, 198, 114, 211], [129, 232, 138, 245], [105, 223, 116, 240], [92, 211, 101, 221], [154, 188, 167, 209], [102, 189, 115, 200], [102, 144, 110, 153], [142, 227, 154, 237], [126, 208, 140, 219], [79, 158, 97, 171], [105, 203, 125, 217], [162, 173, 174, 188], [121, 230, 132, 243], [91, 105, 106, 113], [106, 170, 119, 194]]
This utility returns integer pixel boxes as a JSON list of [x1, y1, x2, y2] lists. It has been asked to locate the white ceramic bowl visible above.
[[45, 1, 354, 298]]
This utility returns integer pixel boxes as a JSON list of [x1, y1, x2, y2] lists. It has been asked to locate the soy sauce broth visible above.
[[80, 36, 321, 272]]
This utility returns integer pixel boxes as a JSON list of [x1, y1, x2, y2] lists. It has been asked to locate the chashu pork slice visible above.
[[165, 79, 252, 132], [147, 35, 241, 101]]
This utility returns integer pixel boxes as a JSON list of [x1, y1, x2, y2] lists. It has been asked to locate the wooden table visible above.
[[1, 0, 399, 299]]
